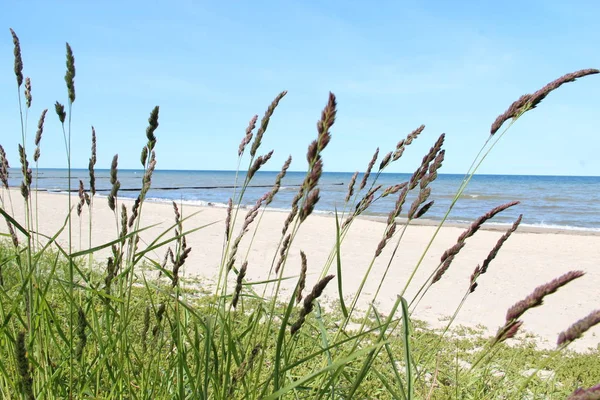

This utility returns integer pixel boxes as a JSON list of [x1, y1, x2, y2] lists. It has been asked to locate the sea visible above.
[[6, 169, 600, 232]]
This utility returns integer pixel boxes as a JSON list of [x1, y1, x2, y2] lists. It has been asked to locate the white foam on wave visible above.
[[485, 220, 600, 232], [145, 197, 230, 208]]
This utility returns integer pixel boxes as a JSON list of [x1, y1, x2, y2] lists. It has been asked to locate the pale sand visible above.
[[2, 189, 600, 352]]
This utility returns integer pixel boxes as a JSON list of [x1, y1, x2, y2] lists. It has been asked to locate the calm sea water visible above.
[[7, 169, 600, 231]]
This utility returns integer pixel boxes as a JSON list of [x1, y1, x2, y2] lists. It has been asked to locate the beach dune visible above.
[[2, 189, 600, 352]]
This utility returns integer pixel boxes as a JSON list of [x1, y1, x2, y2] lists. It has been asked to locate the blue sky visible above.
[[1, 0, 599, 175]]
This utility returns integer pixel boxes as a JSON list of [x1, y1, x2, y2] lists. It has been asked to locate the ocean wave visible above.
[[145, 197, 231, 208], [484, 221, 600, 232]]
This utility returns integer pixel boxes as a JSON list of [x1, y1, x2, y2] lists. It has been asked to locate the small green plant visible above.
[[0, 28, 599, 399]]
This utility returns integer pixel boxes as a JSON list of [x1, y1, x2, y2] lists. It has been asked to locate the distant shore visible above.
[[2, 188, 600, 352]]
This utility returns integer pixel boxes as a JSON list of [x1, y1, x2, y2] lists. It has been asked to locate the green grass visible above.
[[0, 28, 599, 399], [1, 246, 599, 399]]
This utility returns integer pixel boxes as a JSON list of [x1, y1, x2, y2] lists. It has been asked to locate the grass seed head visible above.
[[224, 198, 233, 240], [75, 306, 88, 360], [77, 180, 85, 216], [345, 171, 359, 202], [108, 154, 120, 211], [415, 200, 434, 219], [24, 77, 32, 108], [299, 188, 320, 222], [505, 270, 585, 323], [567, 384, 600, 400], [360, 148, 379, 190], [239, 114, 258, 156], [491, 69, 599, 135], [16, 331, 34, 400], [33, 109, 47, 162], [146, 106, 159, 151], [251, 91, 287, 157], [296, 251, 308, 304], [232, 261, 247, 308], [379, 151, 392, 171], [291, 275, 335, 335], [0, 145, 10, 189], [55, 101, 66, 124], [394, 124, 425, 160], [89, 127, 97, 196], [275, 233, 292, 274], [65, 43, 76, 103], [557, 310, 600, 347], [9, 28, 23, 88]]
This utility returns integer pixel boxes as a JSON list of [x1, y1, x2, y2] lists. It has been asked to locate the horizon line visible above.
[[8, 167, 600, 179]]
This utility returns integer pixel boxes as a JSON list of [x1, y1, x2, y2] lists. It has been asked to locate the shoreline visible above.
[[2, 188, 600, 352], [18, 188, 600, 237]]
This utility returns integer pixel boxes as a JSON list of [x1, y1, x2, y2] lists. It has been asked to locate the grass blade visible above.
[[400, 296, 413, 399], [334, 210, 348, 319]]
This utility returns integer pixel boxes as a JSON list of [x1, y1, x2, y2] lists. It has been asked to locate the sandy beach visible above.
[[2, 189, 600, 352]]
